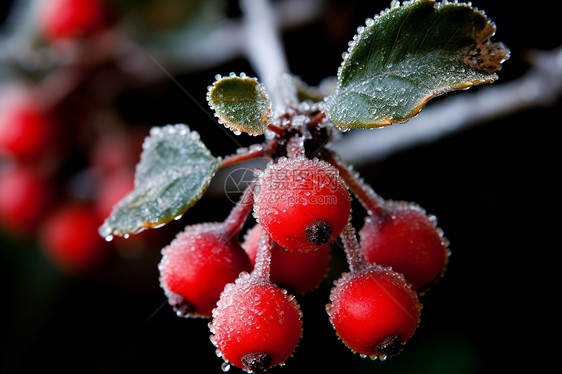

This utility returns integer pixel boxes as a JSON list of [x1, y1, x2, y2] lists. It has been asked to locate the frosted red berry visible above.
[[242, 224, 330, 295], [38, 0, 109, 41], [253, 157, 351, 252], [359, 201, 449, 291], [158, 222, 252, 318], [327, 266, 421, 359], [39, 203, 108, 274], [210, 273, 302, 372]]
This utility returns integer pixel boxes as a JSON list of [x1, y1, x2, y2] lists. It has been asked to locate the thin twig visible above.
[[220, 147, 266, 168], [240, 0, 290, 111]]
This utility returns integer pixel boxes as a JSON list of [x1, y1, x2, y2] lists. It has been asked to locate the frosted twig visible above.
[[330, 46, 562, 166], [240, 0, 290, 111]]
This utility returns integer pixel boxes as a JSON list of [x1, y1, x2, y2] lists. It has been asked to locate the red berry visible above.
[[253, 157, 351, 252], [0, 165, 54, 235], [327, 266, 421, 359], [38, 0, 109, 41], [359, 201, 449, 291], [158, 223, 252, 318], [242, 224, 330, 295], [210, 273, 303, 372], [39, 203, 108, 274], [0, 87, 55, 160]]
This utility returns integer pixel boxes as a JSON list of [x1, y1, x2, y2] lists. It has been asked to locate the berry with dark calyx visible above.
[[158, 184, 255, 318], [39, 203, 109, 274], [327, 222, 421, 360], [38, 0, 110, 42], [242, 224, 330, 295], [253, 156, 351, 252], [158, 222, 252, 318], [327, 265, 421, 359], [210, 233, 302, 373], [211, 273, 303, 372], [359, 200, 449, 291]]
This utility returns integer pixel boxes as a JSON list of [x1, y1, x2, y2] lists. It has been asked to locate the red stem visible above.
[[220, 147, 266, 168], [325, 151, 385, 216], [340, 221, 367, 273], [306, 112, 326, 129], [224, 180, 256, 238], [267, 123, 285, 136]]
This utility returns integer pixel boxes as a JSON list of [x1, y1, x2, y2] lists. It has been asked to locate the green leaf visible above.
[[98, 124, 219, 238], [324, 0, 509, 130], [207, 73, 272, 135]]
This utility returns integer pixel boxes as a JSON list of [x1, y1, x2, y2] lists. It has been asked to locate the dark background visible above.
[[1, 1, 559, 373]]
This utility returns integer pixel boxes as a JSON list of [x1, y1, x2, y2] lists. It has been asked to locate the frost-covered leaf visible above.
[[207, 73, 272, 135], [324, 0, 510, 130], [99, 124, 219, 238]]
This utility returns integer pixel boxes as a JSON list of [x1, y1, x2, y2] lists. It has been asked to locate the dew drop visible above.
[[105, 234, 114, 242], [221, 362, 231, 372]]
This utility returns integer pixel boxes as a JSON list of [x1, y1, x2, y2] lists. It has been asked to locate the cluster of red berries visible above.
[[158, 111, 450, 373], [0, 0, 145, 274]]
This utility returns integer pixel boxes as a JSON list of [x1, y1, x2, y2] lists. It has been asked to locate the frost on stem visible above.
[[339, 221, 366, 273], [253, 230, 273, 281], [326, 152, 385, 216], [223, 180, 256, 239]]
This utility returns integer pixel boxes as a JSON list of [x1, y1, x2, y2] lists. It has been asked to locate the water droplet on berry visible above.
[[221, 362, 231, 372]]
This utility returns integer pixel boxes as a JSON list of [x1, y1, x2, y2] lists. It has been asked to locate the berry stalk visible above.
[[325, 151, 385, 216], [286, 134, 306, 159], [220, 146, 265, 168], [223, 180, 256, 239], [253, 230, 273, 281], [339, 221, 367, 273]]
